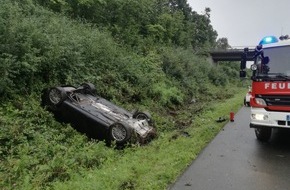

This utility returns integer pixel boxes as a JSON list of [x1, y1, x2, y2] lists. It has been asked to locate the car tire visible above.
[[81, 82, 96, 94], [244, 97, 247, 106], [255, 127, 272, 142], [48, 87, 67, 106], [133, 111, 154, 125], [109, 122, 132, 144]]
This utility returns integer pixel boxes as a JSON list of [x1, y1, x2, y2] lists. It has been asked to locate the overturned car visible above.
[[41, 83, 157, 145]]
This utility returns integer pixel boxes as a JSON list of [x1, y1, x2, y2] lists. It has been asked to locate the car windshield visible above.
[[255, 45, 290, 77]]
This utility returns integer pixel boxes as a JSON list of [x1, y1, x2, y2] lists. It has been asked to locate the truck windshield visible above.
[[257, 45, 290, 77]]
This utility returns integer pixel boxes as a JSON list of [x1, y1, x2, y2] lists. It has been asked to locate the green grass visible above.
[[0, 1, 248, 189], [51, 89, 245, 190], [0, 87, 246, 190]]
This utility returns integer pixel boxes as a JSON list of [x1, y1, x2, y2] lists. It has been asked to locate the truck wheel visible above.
[[109, 122, 132, 144], [133, 111, 153, 125], [81, 82, 96, 94], [48, 87, 67, 106], [255, 128, 271, 142]]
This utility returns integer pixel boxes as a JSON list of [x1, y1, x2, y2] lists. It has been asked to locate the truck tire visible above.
[[255, 127, 272, 142]]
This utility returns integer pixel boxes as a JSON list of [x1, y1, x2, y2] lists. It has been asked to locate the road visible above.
[[169, 106, 290, 190]]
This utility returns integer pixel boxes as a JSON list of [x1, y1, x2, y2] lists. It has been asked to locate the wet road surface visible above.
[[170, 107, 290, 190]]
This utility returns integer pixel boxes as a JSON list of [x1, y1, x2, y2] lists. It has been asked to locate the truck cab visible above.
[[240, 35, 290, 141]]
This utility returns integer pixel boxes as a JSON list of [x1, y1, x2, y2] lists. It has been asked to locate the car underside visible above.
[[41, 83, 157, 146]]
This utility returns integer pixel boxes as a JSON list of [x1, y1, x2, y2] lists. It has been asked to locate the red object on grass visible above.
[[230, 112, 234, 122]]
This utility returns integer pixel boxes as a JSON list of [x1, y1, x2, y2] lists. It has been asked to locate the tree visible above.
[[216, 37, 231, 50], [30, 0, 218, 51]]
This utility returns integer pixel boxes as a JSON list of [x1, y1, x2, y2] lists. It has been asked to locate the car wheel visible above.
[[48, 87, 67, 106], [255, 127, 272, 142], [81, 82, 96, 94], [133, 111, 154, 125], [109, 122, 132, 144]]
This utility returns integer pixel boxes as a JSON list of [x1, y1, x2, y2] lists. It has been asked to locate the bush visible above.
[[0, 1, 244, 189], [0, 97, 116, 189]]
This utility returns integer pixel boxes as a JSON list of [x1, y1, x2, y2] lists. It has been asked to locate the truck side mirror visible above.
[[240, 52, 247, 70], [241, 60, 246, 70], [263, 56, 269, 64], [240, 70, 246, 78]]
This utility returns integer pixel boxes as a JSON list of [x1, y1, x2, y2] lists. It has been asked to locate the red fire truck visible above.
[[240, 35, 290, 141]]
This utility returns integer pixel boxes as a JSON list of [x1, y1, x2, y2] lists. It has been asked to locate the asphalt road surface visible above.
[[169, 106, 290, 190]]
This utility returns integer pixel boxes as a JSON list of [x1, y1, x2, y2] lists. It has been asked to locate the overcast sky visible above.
[[187, 0, 290, 47]]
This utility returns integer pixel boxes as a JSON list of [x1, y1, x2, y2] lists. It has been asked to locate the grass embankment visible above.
[[51, 88, 245, 190], [0, 1, 247, 189], [0, 87, 246, 190]]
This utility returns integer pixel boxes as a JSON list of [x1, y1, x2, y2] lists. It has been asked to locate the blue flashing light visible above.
[[259, 36, 279, 45]]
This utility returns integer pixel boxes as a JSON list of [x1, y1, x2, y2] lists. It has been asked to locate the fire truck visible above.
[[240, 35, 290, 141]]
